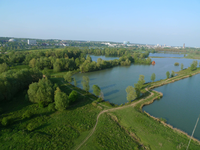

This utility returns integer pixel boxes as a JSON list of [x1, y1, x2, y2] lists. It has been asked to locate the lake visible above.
[[73, 54, 200, 105], [149, 53, 185, 58], [143, 74, 200, 140]]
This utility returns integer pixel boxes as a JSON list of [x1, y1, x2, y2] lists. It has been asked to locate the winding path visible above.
[[75, 88, 154, 150]]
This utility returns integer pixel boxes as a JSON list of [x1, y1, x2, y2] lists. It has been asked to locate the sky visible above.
[[0, 0, 200, 47]]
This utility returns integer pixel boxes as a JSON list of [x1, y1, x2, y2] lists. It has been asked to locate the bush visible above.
[[27, 123, 36, 131], [97, 98, 103, 103], [22, 111, 32, 119], [68, 90, 78, 104], [1, 117, 9, 126], [48, 103, 56, 112], [174, 62, 179, 66], [92, 102, 97, 107], [38, 101, 45, 108]]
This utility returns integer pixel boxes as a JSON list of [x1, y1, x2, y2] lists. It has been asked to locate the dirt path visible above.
[[75, 88, 154, 150]]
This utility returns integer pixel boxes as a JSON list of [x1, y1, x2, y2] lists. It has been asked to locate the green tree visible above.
[[181, 63, 184, 70], [42, 67, 50, 78], [53, 62, 61, 72], [55, 91, 69, 111], [126, 86, 137, 102], [68, 90, 78, 103], [171, 70, 175, 77], [190, 60, 198, 71], [28, 78, 54, 104], [81, 76, 90, 92], [92, 85, 101, 96], [166, 71, 170, 79], [151, 73, 156, 82], [64, 71, 73, 83], [0, 63, 8, 73], [29, 58, 36, 68], [74, 77, 77, 87]]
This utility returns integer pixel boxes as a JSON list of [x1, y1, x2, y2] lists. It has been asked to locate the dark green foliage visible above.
[[28, 78, 54, 104], [27, 123, 36, 131], [171, 70, 175, 77], [64, 71, 73, 83], [22, 110, 32, 119], [92, 85, 101, 96], [48, 103, 56, 112], [0, 68, 42, 102], [97, 97, 103, 103], [38, 101, 45, 108], [55, 91, 69, 111], [0, 63, 8, 73], [190, 60, 198, 71], [81, 76, 90, 92], [1, 117, 10, 126], [174, 62, 179, 66], [68, 90, 78, 103], [134, 75, 145, 98], [42, 67, 51, 78]]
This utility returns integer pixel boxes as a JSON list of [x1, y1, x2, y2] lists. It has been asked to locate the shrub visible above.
[[48, 103, 56, 112], [68, 90, 78, 104], [174, 62, 179, 66], [1, 117, 9, 126], [27, 123, 36, 131], [55, 91, 69, 111], [92, 102, 97, 107], [22, 111, 32, 119], [97, 98, 103, 103], [38, 101, 45, 108]]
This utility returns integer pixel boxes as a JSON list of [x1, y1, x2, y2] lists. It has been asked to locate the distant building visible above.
[[183, 43, 185, 49], [28, 39, 36, 45], [8, 39, 16, 42]]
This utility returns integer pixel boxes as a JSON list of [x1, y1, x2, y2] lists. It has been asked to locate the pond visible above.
[[143, 74, 200, 140], [73, 55, 200, 105], [86, 55, 119, 62]]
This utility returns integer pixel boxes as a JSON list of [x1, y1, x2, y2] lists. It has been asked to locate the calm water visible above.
[[86, 55, 119, 62], [143, 74, 200, 140], [149, 53, 185, 58], [73, 55, 200, 105]]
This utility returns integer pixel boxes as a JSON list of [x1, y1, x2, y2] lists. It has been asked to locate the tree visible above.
[[0, 63, 8, 74], [151, 73, 156, 82], [74, 77, 77, 87], [92, 85, 101, 96], [28, 78, 54, 104], [81, 76, 90, 92], [171, 70, 175, 77], [55, 91, 69, 111], [42, 67, 50, 78], [53, 62, 61, 72], [181, 63, 184, 70], [64, 71, 73, 83], [190, 60, 197, 71], [134, 75, 145, 98], [166, 71, 170, 79], [29, 58, 36, 68], [68, 90, 78, 103], [126, 86, 137, 102]]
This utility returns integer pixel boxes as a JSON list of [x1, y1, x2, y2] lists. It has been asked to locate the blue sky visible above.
[[0, 0, 200, 47]]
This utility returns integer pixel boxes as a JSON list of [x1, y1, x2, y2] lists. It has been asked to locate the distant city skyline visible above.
[[0, 0, 200, 47]]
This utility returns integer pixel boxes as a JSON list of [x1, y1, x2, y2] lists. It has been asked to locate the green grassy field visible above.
[[107, 91, 200, 150], [0, 77, 101, 150], [78, 113, 142, 150]]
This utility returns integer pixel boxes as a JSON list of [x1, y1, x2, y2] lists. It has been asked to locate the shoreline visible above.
[[140, 70, 200, 145]]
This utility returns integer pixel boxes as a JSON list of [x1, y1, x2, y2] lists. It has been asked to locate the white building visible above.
[[28, 40, 36, 45], [8, 39, 16, 42]]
